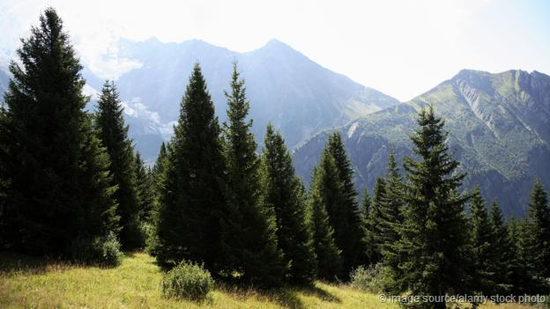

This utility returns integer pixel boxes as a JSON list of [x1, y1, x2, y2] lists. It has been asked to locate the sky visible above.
[[0, 0, 549, 101]]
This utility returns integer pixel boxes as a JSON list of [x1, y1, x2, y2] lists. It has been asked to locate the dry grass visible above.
[[0, 252, 539, 308]]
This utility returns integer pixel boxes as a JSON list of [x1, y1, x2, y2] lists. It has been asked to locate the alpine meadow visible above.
[[1, 2, 550, 309]]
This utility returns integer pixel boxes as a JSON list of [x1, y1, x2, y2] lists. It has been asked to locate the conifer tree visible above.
[[261, 124, 317, 285], [134, 152, 155, 223], [323, 132, 364, 275], [469, 187, 496, 295], [156, 63, 226, 270], [95, 80, 142, 249], [368, 177, 387, 264], [0, 8, 118, 257], [359, 187, 375, 266], [527, 179, 550, 278], [221, 64, 284, 287], [488, 200, 513, 295], [389, 105, 470, 308], [377, 150, 404, 266], [308, 153, 343, 280]]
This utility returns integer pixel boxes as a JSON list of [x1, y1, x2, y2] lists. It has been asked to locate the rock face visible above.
[[293, 70, 550, 217], [111, 38, 399, 159]]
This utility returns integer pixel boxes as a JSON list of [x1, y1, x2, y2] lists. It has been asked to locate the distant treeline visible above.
[[0, 8, 549, 309]]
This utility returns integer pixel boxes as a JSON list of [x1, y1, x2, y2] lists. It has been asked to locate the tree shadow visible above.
[[216, 282, 341, 309]]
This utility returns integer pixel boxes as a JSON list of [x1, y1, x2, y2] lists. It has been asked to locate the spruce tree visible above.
[[156, 63, 226, 271], [221, 64, 284, 287], [134, 152, 155, 223], [95, 80, 142, 249], [261, 124, 317, 285], [469, 187, 496, 295], [359, 187, 376, 265], [527, 179, 550, 278], [390, 105, 470, 308], [377, 150, 404, 266], [323, 132, 364, 275], [308, 153, 343, 281], [0, 8, 118, 257], [488, 200, 513, 295], [368, 177, 387, 264]]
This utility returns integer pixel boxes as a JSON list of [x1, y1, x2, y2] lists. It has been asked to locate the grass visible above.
[[0, 252, 538, 309]]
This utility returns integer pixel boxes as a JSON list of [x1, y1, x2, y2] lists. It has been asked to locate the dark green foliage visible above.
[[368, 177, 386, 264], [469, 187, 496, 295], [389, 105, 470, 308], [527, 179, 550, 278], [359, 188, 375, 265], [162, 260, 214, 300], [220, 64, 284, 287], [0, 8, 118, 258], [68, 231, 123, 267], [261, 124, 317, 285], [156, 63, 226, 271], [134, 152, 155, 223], [308, 152, 343, 281], [323, 132, 364, 276], [488, 200, 513, 295], [376, 150, 403, 266], [95, 80, 142, 249]]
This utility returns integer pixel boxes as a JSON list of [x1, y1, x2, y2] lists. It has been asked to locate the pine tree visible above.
[[368, 177, 387, 264], [389, 105, 470, 308], [469, 187, 496, 295], [134, 152, 155, 223], [308, 153, 343, 281], [488, 200, 513, 295], [221, 64, 284, 287], [527, 179, 550, 278], [323, 132, 364, 276], [377, 150, 404, 266], [95, 80, 142, 249], [359, 187, 375, 266], [261, 123, 317, 285], [156, 63, 226, 271], [0, 8, 118, 257]]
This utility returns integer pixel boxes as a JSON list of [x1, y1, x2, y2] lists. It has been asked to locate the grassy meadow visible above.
[[0, 252, 537, 309]]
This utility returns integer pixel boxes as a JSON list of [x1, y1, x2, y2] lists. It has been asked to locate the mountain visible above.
[[112, 38, 399, 160], [0, 67, 9, 98], [292, 69, 550, 217]]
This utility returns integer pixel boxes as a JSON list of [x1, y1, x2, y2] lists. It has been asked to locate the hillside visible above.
[[293, 70, 550, 217], [108, 38, 399, 159], [0, 252, 532, 309]]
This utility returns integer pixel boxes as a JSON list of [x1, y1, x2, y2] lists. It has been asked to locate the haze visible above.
[[1, 0, 548, 101]]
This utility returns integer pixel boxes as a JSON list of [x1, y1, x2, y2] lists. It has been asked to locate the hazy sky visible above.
[[1, 0, 548, 101]]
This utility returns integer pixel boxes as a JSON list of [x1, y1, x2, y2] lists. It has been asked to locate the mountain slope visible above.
[[293, 70, 550, 217], [113, 38, 399, 158]]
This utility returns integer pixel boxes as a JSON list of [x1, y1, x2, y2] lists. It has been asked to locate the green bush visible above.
[[162, 260, 214, 300], [350, 263, 385, 293], [68, 232, 123, 267]]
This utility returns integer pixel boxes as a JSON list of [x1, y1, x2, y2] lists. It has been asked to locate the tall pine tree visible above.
[[368, 177, 387, 264], [156, 63, 226, 271], [377, 150, 404, 266], [0, 8, 118, 257], [390, 105, 470, 309], [308, 152, 344, 281], [488, 200, 513, 295], [221, 64, 284, 287], [261, 123, 317, 285], [359, 187, 375, 266], [469, 187, 496, 295], [527, 179, 550, 279], [323, 132, 364, 276], [95, 80, 142, 249]]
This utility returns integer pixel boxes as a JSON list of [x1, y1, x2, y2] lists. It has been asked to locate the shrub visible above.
[[162, 260, 214, 300], [68, 232, 123, 267], [350, 263, 385, 293]]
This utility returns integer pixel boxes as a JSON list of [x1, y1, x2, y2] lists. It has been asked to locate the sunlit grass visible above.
[[0, 252, 536, 308]]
